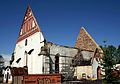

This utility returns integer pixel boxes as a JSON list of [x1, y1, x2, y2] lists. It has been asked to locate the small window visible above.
[[82, 73, 86, 79], [16, 58, 21, 63], [25, 39, 27, 46], [55, 53, 59, 73], [32, 20, 35, 28], [28, 49, 34, 55], [20, 29, 23, 35]]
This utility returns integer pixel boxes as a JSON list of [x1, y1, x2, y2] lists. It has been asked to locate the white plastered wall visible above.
[[11, 32, 44, 74]]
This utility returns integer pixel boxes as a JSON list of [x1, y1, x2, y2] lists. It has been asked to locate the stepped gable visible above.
[[75, 27, 103, 53], [17, 5, 41, 43]]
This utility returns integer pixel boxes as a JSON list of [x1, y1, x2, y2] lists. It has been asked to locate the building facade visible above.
[[10, 5, 103, 80], [11, 6, 45, 74]]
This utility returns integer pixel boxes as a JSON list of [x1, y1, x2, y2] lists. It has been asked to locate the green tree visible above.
[[101, 45, 119, 84], [0, 55, 4, 76], [115, 45, 120, 63]]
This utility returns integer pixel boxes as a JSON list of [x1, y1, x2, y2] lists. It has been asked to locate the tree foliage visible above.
[[0, 55, 4, 76], [101, 45, 120, 83]]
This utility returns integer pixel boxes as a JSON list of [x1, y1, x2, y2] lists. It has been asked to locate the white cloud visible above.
[[1, 54, 11, 67]]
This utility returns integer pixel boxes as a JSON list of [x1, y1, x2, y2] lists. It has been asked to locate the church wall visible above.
[[92, 58, 99, 79], [81, 50, 94, 61], [11, 32, 44, 74], [75, 66, 92, 80], [43, 43, 78, 74]]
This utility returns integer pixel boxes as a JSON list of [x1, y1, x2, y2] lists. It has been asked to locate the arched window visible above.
[[20, 29, 23, 35], [55, 53, 60, 73], [32, 20, 35, 28], [25, 51, 28, 67], [25, 39, 27, 46]]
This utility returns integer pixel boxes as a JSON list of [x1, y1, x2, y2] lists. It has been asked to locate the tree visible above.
[[0, 55, 4, 76], [101, 45, 119, 84], [115, 45, 120, 63]]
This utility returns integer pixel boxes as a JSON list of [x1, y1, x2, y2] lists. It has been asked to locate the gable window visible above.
[[32, 20, 35, 28], [25, 39, 27, 46], [20, 29, 23, 35]]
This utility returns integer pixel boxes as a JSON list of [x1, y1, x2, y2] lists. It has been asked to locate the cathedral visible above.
[[4, 5, 103, 83]]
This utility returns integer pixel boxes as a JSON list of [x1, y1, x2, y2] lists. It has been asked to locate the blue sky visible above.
[[0, 0, 120, 56]]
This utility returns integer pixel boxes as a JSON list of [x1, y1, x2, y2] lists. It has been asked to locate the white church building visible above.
[[11, 5, 45, 74], [5, 5, 103, 82]]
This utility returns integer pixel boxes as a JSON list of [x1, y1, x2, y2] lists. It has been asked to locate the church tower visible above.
[[11, 5, 45, 74]]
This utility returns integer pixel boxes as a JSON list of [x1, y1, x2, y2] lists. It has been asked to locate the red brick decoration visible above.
[[23, 74, 61, 84], [75, 27, 103, 53], [17, 5, 41, 43]]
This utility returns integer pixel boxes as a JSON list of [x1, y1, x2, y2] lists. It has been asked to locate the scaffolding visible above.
[[39, 43, 84, 80]]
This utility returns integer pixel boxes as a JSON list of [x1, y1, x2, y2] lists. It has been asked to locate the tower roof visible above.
[[75, 27, 103, 53], [17, 5, 41, 43]]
